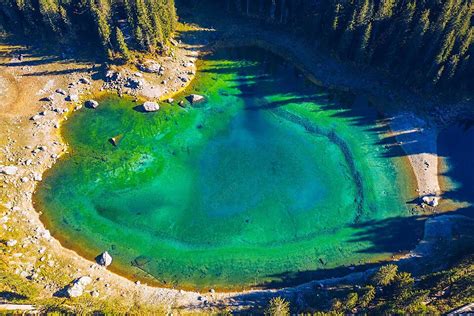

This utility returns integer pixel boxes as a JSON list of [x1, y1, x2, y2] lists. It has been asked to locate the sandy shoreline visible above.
[[0, 22, 469, 312]]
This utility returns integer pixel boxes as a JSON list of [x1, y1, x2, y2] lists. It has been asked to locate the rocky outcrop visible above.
[[142, 101, 160, 112], [96, 251, 113, 267]]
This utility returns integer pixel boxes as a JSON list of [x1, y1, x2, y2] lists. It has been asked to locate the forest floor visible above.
[[0, 8, 473, 313]]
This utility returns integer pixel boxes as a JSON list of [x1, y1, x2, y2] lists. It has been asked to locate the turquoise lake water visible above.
[[35, 47, 417, 290]]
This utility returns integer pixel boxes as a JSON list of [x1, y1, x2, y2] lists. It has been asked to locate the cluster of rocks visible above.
[[138, 60, 165, 75], [103, 70, 144, 95]]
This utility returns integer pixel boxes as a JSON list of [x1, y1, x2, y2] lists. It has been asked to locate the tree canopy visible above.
[[0, 0, 177, 59], [224, 0, 473, 96]]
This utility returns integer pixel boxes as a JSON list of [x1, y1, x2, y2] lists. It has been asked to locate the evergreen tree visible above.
[[115, 27, 131, 61]]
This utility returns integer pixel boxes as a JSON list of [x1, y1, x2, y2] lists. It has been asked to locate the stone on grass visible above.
[[143, 101, 160, 112], [96, 251, 113, 267]]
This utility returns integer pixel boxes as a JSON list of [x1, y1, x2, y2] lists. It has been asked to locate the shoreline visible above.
[[0, 22, 468, 312]]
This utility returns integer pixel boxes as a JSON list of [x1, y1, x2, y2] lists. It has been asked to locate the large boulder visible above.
[[422, 195, 440, 207], [142, 101, 160, 112], [0, 165, 18, 175], [186, 94, 205, 104], [96, 251, 113, 267], [66, 276, 92, 298]]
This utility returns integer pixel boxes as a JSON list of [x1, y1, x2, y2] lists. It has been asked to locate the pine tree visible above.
[[357, 22, 372, 62], [89, 0, 111, 51], [332, 3, 342, 31], [377, 0, 396, 19], [115, 27, 130, 61]]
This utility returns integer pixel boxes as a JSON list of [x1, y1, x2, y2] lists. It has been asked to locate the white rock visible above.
[[31, 114, 43, 121], [96, 251, 113, 267], [66, 94, 79, 102], [422, 195, 440, 207], [142, 101, 160, 112], [6, 239, 17, 247], [67, 283, 84, 298], [0, 166, 19, 175], [186, 94, 205, 104], [186, 94, 206, 104], [75, 276, 92, 287], [20, 177, 29, 183]]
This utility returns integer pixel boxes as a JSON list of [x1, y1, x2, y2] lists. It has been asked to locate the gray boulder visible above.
[[143, 101, 160, 112], [96, 251, 113, 267]]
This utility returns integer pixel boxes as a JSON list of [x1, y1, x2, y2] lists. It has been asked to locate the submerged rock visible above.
[[142, 101, 160, 112], [0, 165, 19, 175], [186, 94, 205, 104], [85, 99, 99, 109], [96, 251, 113, 267]]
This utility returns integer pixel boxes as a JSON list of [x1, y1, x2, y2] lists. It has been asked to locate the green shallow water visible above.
[[36, 47, 417, 290]]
